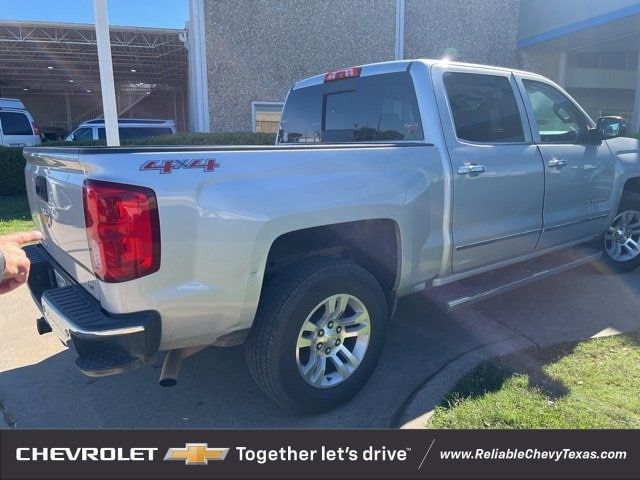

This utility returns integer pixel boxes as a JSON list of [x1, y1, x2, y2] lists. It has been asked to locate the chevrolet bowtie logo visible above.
[[164, 443, 229, 465]]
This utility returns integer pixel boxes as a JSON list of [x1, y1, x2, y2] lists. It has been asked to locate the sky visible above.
[[0, 0, 189, 29]]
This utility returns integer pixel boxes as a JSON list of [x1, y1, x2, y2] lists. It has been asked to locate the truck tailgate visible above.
[[23, 148, 98, 297]]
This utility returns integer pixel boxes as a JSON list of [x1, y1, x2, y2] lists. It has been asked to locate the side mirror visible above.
[[596, 116, 627, 139]]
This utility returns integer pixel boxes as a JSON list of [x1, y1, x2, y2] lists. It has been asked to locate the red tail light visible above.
[[324, 66, 361, 82], [82, 180, 160, 283]]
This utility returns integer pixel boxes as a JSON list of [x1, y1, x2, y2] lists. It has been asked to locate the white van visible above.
[[0, 98, 42, 147], [66, 118, 176, 141]]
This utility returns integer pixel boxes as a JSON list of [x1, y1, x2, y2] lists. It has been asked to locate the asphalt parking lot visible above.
[[1, 263, 639, 429]]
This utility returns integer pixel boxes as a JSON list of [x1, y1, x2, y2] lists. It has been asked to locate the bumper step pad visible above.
[[75, 351, 145, 377], [42, 285, 160, 376], [45, 285, 112, 330], [43, 285, 159, 376]]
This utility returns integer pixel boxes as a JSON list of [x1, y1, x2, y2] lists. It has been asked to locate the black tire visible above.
[[601, 193, 640, 273], [245, 257, 388, 413]]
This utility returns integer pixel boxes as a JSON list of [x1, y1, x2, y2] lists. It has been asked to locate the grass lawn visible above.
[[427, 331, 640, 428], [0, 194, 35, 235]]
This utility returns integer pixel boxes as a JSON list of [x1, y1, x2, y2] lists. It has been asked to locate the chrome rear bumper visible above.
[[25, 244, 161, 377]]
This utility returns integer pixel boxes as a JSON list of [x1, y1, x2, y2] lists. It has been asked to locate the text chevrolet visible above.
[[23, 59, 640, 412]]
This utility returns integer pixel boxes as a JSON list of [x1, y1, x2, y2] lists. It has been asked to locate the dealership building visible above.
[[187, 0, 640, 134], [0, 21, 188, 132], [2, 0, 639, 136]]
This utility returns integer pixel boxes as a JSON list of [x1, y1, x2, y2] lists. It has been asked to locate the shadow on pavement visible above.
[[1, 264, 639, 428]]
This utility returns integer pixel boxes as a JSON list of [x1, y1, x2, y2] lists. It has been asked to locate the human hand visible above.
[[0, 231, 43, 294]]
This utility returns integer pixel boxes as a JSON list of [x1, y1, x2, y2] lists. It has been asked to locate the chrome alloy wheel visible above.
[[604, 210, 640, 262], [295, 294, 371, 388]]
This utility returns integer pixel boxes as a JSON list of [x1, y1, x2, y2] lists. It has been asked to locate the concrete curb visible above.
[[396, 324, 628, 429], [397, 336, 536, 429]]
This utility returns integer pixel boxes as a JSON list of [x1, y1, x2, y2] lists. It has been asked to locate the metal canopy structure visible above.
[[0, 20, 187, 94]]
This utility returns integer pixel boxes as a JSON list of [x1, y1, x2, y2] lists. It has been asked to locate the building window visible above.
[[567, 51, 639, 71], [567, 52, 599, 69], [252, 102, 283, 133]]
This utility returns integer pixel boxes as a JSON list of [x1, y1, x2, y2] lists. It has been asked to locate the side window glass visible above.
[[522, 80, 587, 143], [118, 128, 137, 139], [72, 127, 93, 141], [443, 72, 524, 143]]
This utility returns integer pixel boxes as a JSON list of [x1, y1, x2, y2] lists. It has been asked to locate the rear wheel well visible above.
[[263, 219, 400, 309]]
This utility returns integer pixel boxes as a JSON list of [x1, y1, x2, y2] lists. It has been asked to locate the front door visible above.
[[433, 66, 545, 273], [516, 77, 615, 249]]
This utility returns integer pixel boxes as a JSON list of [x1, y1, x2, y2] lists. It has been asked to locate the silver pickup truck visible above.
[[23, 59, 640, 413]]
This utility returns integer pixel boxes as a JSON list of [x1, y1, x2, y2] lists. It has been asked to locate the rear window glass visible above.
[[98, 127, 173, 140], [278, 71, 423, 143], [0, 112, 33, 135]]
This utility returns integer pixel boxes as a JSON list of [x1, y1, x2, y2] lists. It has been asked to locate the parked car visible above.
[[65, 118, 176, 141], [0, 98, 42, 146], [23, 59, 640, 413]]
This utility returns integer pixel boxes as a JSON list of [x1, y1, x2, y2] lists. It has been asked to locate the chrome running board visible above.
[[424, 247, 602, 312]]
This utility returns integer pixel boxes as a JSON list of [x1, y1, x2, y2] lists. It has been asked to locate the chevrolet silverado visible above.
[[23, 59, 640, 412]]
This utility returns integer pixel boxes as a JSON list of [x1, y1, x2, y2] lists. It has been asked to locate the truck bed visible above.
[[23, 141, 443, 351]]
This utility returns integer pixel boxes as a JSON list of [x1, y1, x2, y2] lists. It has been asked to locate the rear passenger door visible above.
[[433, 65, 545, 273]]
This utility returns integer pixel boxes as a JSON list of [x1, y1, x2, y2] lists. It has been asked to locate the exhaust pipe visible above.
[[158, 345, 209, 387]]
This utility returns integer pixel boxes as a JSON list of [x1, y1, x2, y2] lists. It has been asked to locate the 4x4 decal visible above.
[[140, 159, 220, 174]]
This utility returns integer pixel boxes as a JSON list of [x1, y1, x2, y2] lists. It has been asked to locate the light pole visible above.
[[93, 0, 120, 146], [395, 0, 405, 61]]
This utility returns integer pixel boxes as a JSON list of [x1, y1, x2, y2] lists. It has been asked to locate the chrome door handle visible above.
[[548, 157, 568, 168], [457, 163, 486, 175]]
